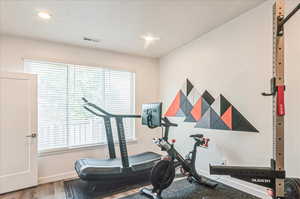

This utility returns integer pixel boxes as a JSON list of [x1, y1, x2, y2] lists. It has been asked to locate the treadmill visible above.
[[75, 98, 161, 185]]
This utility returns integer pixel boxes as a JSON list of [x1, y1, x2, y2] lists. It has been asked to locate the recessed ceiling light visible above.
[[141, 34, 160, 49], [38, 11, 51, 19], [141, 34, 160, 42]]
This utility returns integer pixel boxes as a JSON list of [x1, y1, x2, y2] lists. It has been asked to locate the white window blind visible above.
[[25, 60, 135, 152]]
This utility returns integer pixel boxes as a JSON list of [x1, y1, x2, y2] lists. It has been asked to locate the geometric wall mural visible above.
[[165, 79, 259, 132]]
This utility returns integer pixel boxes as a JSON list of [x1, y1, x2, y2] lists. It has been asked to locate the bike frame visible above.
[[141, 116, 217, 199], [158, 117, 205, 182]]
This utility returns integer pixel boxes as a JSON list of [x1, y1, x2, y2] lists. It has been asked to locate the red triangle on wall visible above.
[[165, 91, 181, 117], [221, 106, 232, 129], [191, 97, 202, 121]]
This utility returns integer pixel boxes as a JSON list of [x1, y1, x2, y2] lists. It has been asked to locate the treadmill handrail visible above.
[[83, 105, 117, 159], [83, 106, 106, 118], [82, 97, 141, 118]]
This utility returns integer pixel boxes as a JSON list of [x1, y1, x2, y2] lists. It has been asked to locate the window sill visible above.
[[38, 138, 138, 157]]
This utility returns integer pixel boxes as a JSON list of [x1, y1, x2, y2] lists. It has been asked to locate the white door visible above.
[[0, 72, 38, 194]]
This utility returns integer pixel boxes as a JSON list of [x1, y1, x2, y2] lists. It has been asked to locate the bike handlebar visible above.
[[82, 97, 141, 118], [169, 122, 178, 127], [162, 117, 178, 127]]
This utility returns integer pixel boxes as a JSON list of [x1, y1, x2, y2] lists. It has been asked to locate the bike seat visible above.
[[190, 134, 203, 139]]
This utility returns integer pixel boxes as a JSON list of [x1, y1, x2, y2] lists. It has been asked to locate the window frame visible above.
[[24, 59, 136, 155]]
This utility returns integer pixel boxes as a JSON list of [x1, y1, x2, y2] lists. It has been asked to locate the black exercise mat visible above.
[[120, 179, 260, 199], [64, 173, 187, 199], [64, 179, 149, 199]]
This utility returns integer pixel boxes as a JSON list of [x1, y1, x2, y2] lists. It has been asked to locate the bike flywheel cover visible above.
[[150, 160, 175, 190]]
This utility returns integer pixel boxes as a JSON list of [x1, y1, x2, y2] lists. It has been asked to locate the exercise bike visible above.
[[140, 103, 217, 199]]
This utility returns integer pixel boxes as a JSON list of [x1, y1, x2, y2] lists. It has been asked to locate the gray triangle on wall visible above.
[[210, 109, 230, 130], [180, 92, 194, 116], [176, 108, 185, 117], [184, 113, 196, 122], [201, 98, 210, 116], [195, 108, 211, 129]]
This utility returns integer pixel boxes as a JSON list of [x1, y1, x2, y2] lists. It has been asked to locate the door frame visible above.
[[0, 71, 38, 194]]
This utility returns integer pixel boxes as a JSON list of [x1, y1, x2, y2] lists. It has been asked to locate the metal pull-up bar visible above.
[[277, 3, 300, 34], [279, 3, 300, 27]]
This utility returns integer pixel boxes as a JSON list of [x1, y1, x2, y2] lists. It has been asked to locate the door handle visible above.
[[26, 133, 37, 138]]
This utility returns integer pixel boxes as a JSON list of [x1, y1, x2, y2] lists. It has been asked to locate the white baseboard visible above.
[[38, 171, 78, 184], [197, 169, 272, 199]]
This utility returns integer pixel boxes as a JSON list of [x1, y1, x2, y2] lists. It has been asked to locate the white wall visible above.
[[0, 35, 161, 183], [160, 0, 300, 197]]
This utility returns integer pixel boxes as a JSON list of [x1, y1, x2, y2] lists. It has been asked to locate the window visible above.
[[25, 60, 135, 152]]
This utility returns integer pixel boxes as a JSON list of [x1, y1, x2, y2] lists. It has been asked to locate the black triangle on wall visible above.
[[220, 94, 232, 116], [202, 90, 215, 105], [232, 106, 258, 132], [186, 79, 194, 96]]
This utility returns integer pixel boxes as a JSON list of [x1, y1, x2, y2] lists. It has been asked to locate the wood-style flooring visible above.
[[0, 180, 142, 199], [0, 181, 66, 199]]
